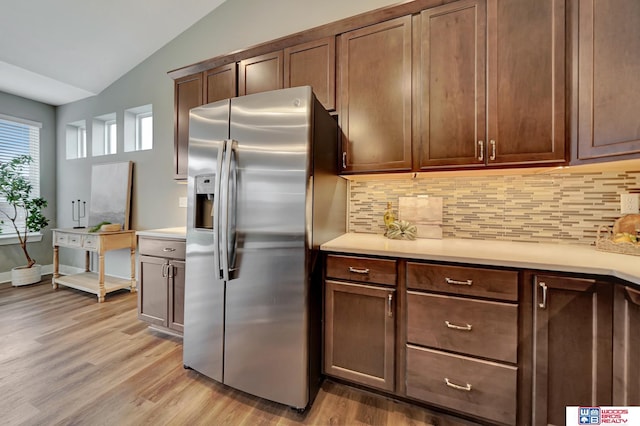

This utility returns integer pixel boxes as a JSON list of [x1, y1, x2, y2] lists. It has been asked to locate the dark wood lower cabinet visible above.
[[613, 285, 640, 405], [138, 236, 186, 335], [532, 274, 613, 426], [324, 253, 637, 425], [324, 279, 395, 392]]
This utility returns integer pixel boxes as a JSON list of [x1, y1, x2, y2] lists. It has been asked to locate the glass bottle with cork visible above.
[[383, 202, 395, 236]]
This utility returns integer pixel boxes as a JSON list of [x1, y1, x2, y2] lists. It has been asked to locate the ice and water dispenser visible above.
[[195, 174, 216, 230]]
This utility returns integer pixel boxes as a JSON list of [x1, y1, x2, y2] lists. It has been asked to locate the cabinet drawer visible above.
[[406, 345, 517, 425], [407, 262, 518, 301], [82, 234, 99, 251], [326, 255, 396, 286], [407, 292, 517, 363], [138, 237, 186, 260]]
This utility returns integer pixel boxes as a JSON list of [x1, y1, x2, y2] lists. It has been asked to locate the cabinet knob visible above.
[[489, 140, 496, 161], [477, 140, 484, 161], [342, 152, 347, 169], [387, 293, 393, 317]]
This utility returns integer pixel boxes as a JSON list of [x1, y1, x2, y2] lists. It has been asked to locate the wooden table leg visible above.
[[52, 245, 59, 289], [97, 252, 105, 303], [85, 251, 90, 272]]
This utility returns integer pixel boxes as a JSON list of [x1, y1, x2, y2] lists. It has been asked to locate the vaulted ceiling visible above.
[[0, 0, 226, 106]]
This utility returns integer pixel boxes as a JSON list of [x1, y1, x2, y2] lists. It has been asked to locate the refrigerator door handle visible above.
[[213, 139, 226, 280], [220, 139, 238, 282]]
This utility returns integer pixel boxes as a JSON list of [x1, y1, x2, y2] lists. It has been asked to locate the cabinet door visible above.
[[487, 0, 566, 165], [577, 0, 640, 160], [204, 63, 237, 104], [168, 260, 185, 333], [324, 280, 395, 391], [338, 16, 412, 173], [532, 275, 612, 426], [414, 0, 486, 169], [138, 255, 168, 327], [174, 73, 203, 180], [238, 51, 283, 96], [613, 285, 640, 405], [284, 37, 336, 111]]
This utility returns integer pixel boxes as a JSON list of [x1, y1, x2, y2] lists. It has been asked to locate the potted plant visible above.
[[0, 155, 49, 286]]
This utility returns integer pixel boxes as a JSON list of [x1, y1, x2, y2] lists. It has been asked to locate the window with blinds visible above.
[[0, 114, 42, 236]]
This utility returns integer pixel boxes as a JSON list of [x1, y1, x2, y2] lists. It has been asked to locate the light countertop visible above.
[[321, 233, 640, 286], [136, 227, 186, 239]]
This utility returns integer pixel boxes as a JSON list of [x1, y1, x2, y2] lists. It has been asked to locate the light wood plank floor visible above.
[[0, 278, 479, 426]]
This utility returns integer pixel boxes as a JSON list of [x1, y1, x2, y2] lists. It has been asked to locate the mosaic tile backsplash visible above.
[[348, 168, 640, 245]]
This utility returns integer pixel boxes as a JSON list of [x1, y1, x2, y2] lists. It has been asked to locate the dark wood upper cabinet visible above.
[[284, 37, 336, 111], [338, 16, 413, 173], [414, 0, 486, 169], [405, 0, 567, 172], [576, 0, 640, 160], [532, 274, 612, 425], [486, 0, 566, 166], [174, 73, 203, 180], [204, 63, 237, 104], [172, 0, 574, 177], [238, 51, 284, 96]]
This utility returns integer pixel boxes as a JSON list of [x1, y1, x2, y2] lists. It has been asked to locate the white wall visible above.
[[55, 0, 399, 274], [0, 91, 56, 276]]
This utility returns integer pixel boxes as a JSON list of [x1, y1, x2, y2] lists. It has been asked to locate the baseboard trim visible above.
[[0, 264, 85, 284]]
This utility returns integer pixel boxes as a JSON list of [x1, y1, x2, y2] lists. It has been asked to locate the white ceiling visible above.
[[0, 0, 227, 106]]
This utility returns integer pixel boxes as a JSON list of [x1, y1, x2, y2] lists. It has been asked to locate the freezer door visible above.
[[223, 87, 313, 408], [183, 99, 229, 382]]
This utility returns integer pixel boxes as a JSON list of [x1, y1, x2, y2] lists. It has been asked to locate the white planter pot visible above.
[[11, 264, 42, 287]]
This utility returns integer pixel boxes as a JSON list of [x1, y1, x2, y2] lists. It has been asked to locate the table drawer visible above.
[[407, 292, 518, 363], [66, 233, 82, 247], [407, 262, 518, 301], [326, 254, 396, 286], [406, 345, 517, 425], [82, 234, 99, 251], [54, 232, 69, 246], [138, 237, 186, 260]]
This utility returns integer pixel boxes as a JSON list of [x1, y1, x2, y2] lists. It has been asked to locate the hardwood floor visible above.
[[0, 278, 478, 426]]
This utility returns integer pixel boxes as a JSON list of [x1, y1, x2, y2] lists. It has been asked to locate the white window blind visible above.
[[0, 114, 42, 235]]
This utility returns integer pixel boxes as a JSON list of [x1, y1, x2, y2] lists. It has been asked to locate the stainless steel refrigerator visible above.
[[183, 86, 346, 409]]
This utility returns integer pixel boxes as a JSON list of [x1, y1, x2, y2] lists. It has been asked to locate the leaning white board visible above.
[[88, 161, 133, 230]]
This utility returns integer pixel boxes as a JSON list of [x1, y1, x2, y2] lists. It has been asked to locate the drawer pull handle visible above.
[[163, 248, 176, 252], [538, 281, 548, 309], [444, 378, 472, 392], [387, 293, 393, 317], [445, 321, 472, 331], [445, 277, 472, 286], [349, 267, 369, 275]]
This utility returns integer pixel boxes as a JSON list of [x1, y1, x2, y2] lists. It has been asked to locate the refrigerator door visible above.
[[223, 87, 313, 408], [183, 99, 230, 382]]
